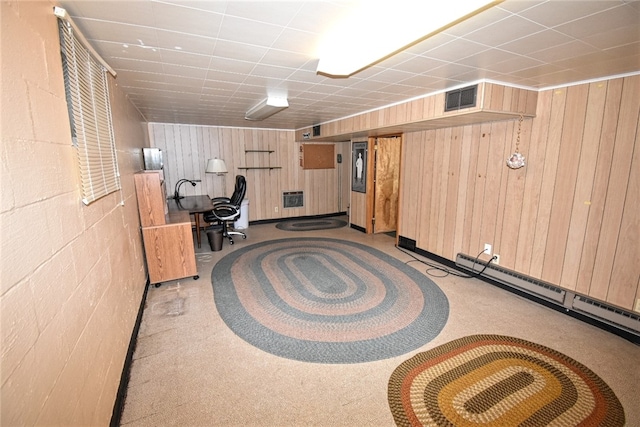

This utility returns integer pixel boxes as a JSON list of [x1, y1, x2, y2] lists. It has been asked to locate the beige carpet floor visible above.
[[119, 218, 640, 426]]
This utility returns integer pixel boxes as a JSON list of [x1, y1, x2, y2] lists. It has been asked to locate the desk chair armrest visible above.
[[210, 203, 240, 221], [212, 196, 231, 204]]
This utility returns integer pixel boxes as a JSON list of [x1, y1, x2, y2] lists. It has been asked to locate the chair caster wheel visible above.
[[242, 235, 247, 239], [193, 275, 199, 280], [229, 240, 234, 245], [154, 283, 161, 288]]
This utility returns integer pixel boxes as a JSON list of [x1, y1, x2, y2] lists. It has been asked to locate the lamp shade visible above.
[[206, 158, 227, 174]]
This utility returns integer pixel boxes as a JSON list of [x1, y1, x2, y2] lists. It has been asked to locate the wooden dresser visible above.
[[134, 171, 198, 286]]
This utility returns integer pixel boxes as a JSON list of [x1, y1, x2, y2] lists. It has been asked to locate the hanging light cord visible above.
[[515, 112, 523, 154], [507, 112, 526, 169]]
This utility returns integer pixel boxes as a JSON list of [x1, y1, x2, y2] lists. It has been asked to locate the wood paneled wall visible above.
[[399, 75, 640, 311], [148, 124, 350, 221]]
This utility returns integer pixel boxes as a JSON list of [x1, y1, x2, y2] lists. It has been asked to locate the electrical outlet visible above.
[[274, 206, 278, 212], [484, 243, 492, 255], [493, 254, 500, 265]]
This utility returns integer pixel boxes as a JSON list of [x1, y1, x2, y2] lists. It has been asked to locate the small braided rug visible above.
[[211, 238, 448, 363], [275, 218, 347, 231], [388, 334, 625, 426]]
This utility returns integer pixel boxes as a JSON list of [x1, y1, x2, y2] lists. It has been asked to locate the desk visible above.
[[168, 195, 214, 248]]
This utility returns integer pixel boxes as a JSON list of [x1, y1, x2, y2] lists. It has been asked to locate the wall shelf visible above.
[[238, 166, 281, 170], [242, 149, 280, 170]]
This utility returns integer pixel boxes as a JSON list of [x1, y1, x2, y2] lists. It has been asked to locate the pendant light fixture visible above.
[[507, 113, 526, 169]]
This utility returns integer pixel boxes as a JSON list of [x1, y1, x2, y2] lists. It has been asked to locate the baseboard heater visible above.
[[455, 253, 640, 340]]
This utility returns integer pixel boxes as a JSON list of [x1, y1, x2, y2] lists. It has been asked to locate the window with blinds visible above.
[[57, 19, 120, 205]]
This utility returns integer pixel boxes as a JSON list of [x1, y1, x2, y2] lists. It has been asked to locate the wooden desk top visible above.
[[167, 195, 214, 214]]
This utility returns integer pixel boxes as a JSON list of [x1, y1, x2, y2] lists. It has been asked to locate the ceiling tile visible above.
[[466, 15, 547, 48], [154, 32, 216, 56], [529, 39, 599, 63], [516, 1, 618, 28], [150, 2, 223, 37], [160, 49, 212, 69], [73, 18, 159, 47], [218, 15, 284, 48], [499, 30, 574, 55], [442, 6, 512, 38], [554, 4, 639, 40]]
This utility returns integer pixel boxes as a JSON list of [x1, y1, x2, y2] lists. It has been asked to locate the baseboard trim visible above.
[[110, 277, 150, 426], [350, 223, 366, 233], [249, 211, 347, 226]]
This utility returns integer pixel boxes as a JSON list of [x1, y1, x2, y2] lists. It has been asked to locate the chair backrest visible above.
[[230, 175, 246, 207]]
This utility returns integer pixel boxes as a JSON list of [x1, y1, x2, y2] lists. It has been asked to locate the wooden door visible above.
[[373, 136, 401, 233]]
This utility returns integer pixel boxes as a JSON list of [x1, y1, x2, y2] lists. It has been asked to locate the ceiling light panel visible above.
[[316, 0, 502, 77]]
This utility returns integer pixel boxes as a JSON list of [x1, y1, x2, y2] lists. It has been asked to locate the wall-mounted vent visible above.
[[283, 191, 303, 208], [445, 85, 478, 112], [312, 125, 321, 137]]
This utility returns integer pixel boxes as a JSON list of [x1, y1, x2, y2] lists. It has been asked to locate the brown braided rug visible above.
[[388, 334, 625, 427]]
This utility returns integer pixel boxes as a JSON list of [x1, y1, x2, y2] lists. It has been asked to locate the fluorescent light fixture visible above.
[[206, 158, 228, 175], [245, 96, 289, 121], [316, 0, 500, 77]]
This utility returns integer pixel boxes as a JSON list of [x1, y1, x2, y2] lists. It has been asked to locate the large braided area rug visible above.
[[388, 334, 625, 427], [211, 238, 449, 363]]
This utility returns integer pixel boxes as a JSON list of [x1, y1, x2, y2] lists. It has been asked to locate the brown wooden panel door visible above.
[[373, 136, 401, 233]]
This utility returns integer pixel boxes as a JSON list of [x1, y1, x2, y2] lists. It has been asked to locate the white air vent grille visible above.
[[283, 191, 303, 208]]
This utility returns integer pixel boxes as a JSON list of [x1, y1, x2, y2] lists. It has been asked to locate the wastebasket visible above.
[[206, 225, 223, 251], [234, 199, 249, 230]]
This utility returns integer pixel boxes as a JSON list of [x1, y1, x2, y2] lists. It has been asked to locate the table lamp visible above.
[[206, 158, 227, 175]]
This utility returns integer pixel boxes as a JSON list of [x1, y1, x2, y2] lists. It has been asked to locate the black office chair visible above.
[[204, 175, 247, 245]]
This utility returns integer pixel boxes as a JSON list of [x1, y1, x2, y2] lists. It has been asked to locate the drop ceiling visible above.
[[57, 0, 640, 130]]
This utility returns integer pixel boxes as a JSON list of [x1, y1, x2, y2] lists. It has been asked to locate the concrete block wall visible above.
[[1, 1, 148, 424]]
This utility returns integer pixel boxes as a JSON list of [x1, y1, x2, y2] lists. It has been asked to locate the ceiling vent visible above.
[[445, 85, 477, 112]]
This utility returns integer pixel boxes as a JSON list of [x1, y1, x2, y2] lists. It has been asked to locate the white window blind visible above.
[[57, 18, 120, 205]]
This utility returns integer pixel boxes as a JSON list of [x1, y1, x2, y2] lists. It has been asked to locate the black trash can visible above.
[[206, 225, 223, 251]]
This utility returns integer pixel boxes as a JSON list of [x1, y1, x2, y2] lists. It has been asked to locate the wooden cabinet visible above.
[[134, 171, 197, 285], [134, 170, 167, 227]]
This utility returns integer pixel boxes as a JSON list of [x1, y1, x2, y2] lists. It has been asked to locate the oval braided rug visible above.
[[275, 218, 347, 231], [388, 334, 625, 426], [211, 238, 449, 363]]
